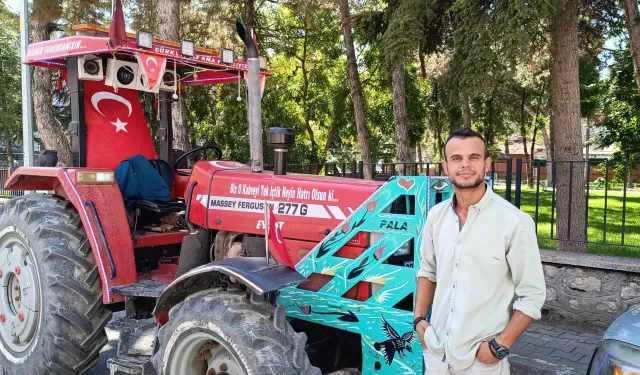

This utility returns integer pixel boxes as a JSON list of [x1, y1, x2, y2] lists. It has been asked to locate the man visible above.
[[414, 128, 546, 375]]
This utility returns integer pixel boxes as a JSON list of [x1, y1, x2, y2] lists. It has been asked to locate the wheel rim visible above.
[[0, 236, 41, 355], [170, 332, 245, 375]]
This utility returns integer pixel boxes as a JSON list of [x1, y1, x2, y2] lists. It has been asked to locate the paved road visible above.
[[91, 323, 119, 375]]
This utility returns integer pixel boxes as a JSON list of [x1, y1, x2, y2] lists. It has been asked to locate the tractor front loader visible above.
[[0, 7, 460, 375]]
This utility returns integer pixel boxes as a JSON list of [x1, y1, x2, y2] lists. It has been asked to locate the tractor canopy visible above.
[[24, 23, 271, 88], [22, 23, 271, 171]]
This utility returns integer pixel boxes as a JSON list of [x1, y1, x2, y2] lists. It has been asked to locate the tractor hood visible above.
[[186, 161, 385, 244]]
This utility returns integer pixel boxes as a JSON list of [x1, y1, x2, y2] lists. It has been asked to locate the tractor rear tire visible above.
[[0, 194, 112, 375], [152, 286, 321, 375]]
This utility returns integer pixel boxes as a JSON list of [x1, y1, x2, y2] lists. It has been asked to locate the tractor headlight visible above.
[[589, 340, 640, 375], [76, 171, 115, 184]]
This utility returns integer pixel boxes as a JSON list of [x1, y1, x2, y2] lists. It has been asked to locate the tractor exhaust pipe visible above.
[[237, 22, 263, 173]]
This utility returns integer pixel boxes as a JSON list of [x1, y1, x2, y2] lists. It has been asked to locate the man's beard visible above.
[[450, 173, 485, 190]]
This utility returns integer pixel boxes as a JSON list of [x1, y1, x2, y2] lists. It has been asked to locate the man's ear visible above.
[[484, 156, 493, 174], [443, 159, 449, 175]]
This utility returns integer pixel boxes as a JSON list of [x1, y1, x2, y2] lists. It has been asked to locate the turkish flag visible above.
[[83, 80, 158, 170], [268, 207, 295, 269], [108, 0, 127, 48], [136, 52, 167, 91]]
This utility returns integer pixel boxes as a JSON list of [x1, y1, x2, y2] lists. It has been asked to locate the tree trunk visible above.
[[338, 0, 373, 179], [391, 62, 411, 173], [504, 138, 509, 155], [157, 0, 189, 152], [520, 89, 530, 186], [529, 118, 539, 188], [244, 0, 257, 34], [6, 137, 13, 165], [323, 118, 337, 153], [621, 0, 640, 97], [462, 91, 471, 128], [550, 0, 587, 252], [242, 0, 257, 60], [31, 19, 72, 167]]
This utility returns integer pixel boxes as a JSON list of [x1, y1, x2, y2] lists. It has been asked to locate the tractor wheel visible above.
[[0, 194, 112, 375], [152, 287, 321, 375]]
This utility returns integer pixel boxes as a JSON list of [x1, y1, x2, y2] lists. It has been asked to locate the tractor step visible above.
[[111, 279, 169, 298], [107, 356, 156, 375], [107, 316, 158, 375]]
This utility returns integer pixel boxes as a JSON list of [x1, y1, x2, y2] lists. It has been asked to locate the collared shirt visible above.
[[417, 183, 546, 370]]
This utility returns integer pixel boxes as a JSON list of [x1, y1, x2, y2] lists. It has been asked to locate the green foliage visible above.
[[0, 2, 22, 158], [597, 45, 640, 163]]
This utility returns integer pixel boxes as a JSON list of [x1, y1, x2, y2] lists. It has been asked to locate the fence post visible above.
[[351, 160, 357, 178], [515, 159, 522, 208], [358, 161, 364, 179], [622, 160, 628, 245], [505, 159, 512, 202], [585, 160, 590, 243]]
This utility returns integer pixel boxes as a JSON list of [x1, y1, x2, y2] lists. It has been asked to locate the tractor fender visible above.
[[4, 167, 138, 304], [153, 257, 308, 321]]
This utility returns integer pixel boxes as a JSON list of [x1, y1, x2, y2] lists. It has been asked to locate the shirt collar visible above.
[[450, 182, 493, 213]]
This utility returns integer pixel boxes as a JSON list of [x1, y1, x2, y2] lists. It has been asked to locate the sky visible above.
[[6, 0, 19, 13]]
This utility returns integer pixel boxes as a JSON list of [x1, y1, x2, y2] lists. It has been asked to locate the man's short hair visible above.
[[444, 128, 489, 160]]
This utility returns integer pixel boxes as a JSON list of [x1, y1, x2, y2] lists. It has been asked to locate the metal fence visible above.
[[266, 159, 640, 255], [0, 155, 637, 254]]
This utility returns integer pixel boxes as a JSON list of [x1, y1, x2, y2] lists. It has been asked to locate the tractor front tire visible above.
[[0, 194, 112, 375], [152, 287, 321, 375]]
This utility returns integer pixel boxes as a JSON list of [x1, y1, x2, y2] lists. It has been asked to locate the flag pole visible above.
[[264, 201, 270, 264]]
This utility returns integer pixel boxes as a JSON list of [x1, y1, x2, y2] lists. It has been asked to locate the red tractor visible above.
[[0, 14, 423, 375]]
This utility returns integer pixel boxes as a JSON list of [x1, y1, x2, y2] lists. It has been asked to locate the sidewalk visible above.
[[509, 316, 603, 375], [330, 316, 603, 375]]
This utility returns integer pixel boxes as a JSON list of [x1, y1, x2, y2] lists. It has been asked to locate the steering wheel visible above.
[[173, 145, 223, 176]]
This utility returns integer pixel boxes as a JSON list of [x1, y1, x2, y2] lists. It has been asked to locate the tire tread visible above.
[[0, 194, 111, 374]]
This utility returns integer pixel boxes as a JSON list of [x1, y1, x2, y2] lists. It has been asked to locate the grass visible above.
[[493, 185, 640, 258]]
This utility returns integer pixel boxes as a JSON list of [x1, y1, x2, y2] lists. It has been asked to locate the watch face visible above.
[[496, 348, 509, 359]]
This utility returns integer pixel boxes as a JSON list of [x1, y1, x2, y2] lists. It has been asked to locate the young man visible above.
[[414, 128, 546, 375]]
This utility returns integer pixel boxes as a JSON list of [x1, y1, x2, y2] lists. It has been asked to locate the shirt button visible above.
[[453, 285, 456, 289], [455, 263, 458, 267], [450, 308, 453, 312]]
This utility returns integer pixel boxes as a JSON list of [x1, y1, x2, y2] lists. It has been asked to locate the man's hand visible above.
[[416, 320, 429, 349], [475, 341, 499, 365]]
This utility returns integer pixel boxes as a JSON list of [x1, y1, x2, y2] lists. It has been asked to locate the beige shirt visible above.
[[417, 183, 546, 370]]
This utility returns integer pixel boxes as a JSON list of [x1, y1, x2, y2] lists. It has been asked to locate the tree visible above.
[[620, 0, 640, 97], [0, 2, 22, 165], [549, 0, 587, 252], [31, 0, 72, 167], [157, 0, 190, 152], [380, 0, 429, 170], [597, 46, 640, 188], [337, 0, 373, 179]]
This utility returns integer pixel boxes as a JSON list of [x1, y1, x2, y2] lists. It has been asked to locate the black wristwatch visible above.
[[489, 338, 509, 360], [413, 316, 426, 331]]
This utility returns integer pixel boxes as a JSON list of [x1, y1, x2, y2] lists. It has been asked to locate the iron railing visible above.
[[266, 159, 640, 255]]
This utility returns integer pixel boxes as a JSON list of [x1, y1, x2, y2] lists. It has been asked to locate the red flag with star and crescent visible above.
[[83, 80, 157, 170], [267, 207, 296, 269], [136, 52, 167, 91]]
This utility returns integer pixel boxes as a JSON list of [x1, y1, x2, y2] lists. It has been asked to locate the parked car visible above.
[[587, 305, 640, 375]]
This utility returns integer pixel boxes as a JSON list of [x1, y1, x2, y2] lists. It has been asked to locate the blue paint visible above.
[[278, 176, 490, 374]]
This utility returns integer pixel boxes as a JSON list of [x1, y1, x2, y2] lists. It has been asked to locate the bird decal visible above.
[[379, 316, 417, 365]]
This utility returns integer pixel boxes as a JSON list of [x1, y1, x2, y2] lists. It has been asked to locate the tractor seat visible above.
[[133, 158, 186, 216]]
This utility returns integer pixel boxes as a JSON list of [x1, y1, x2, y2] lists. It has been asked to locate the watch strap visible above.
[[413, 317, 426, 331]]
